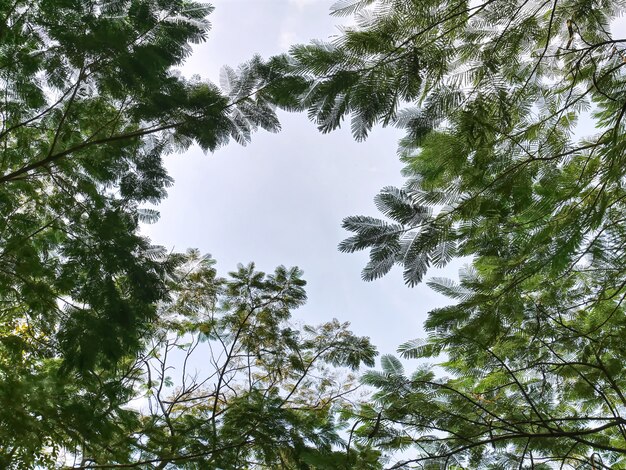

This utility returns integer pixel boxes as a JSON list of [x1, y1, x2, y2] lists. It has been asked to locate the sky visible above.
[[141, 0, 456, 358]]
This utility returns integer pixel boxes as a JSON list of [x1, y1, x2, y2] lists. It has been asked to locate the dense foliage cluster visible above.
[[57, 251, 378, 468], [0, 0, 317, 467], [288, 0, 626, 467], [4, 0, 626, 468]]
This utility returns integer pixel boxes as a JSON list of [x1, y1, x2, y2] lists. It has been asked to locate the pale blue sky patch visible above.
[[141, 0, 452, 356]]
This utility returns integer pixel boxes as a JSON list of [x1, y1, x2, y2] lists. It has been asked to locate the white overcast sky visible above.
[[141, 0, 456, 357]]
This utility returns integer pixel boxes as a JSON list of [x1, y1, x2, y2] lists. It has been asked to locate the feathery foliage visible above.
[[288, 0, 626, 467], [53, 252, 379, 469], [0, 0, 307, 465]]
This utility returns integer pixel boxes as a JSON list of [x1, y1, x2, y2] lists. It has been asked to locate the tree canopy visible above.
[[0, 0, 305, 371], [51, 251, 378, 468], [6, 0, 626, 468], [286, 0, 626, 467], [0, 0, 316, 466]]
